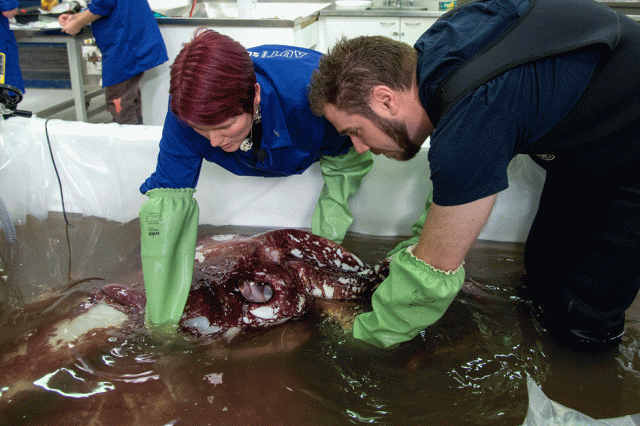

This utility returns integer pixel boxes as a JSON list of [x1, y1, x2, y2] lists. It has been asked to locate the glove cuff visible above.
[[146, 187, 196, 198], [405, 244, 464, 275]]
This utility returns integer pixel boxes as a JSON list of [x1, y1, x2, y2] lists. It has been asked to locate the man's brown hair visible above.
[[308, 36, 418, 120]]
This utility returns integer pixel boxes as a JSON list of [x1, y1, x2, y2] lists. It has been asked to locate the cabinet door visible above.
[[324, 17, 400, 51], [399, 17, 438, 45]]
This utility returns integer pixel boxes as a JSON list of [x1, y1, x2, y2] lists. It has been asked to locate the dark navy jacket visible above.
[[141, 45, 352, 193]]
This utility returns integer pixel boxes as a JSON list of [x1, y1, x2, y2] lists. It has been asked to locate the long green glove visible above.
[[139, 188, 199, 325], [386, 189, 433, 258], [312, 147, 373, 244], [352, 244, 465, 348]]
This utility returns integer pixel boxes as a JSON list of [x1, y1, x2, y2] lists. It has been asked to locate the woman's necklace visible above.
[[240, 105, 262, 152]]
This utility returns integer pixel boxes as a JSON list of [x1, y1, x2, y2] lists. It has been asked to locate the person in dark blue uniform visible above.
[[139, 29, 372, 326], [58, 0, 168, 124], [0, 0, 24, 100], [309, 0, 640, 350]]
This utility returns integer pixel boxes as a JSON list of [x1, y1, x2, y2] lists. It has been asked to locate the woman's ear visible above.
[[370, 85, 399, 118], [254, 83, 261, 105]]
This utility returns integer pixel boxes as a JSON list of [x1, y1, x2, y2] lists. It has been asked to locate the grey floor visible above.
[[16, 86, 113, 124]]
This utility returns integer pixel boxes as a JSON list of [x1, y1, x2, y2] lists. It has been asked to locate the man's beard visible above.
[[370, 114, 422, 161]]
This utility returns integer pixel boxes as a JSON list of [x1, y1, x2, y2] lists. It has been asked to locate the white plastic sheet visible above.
[[523, 376, 640, 426], [0, 115, 545, 241]]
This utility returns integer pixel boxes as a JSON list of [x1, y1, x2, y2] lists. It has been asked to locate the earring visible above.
[[240, 105, 260, 152]]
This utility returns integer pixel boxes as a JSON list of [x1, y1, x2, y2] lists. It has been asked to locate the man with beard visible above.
[[307, 0, 640, 351]]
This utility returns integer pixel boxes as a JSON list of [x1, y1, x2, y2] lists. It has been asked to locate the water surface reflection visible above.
[[0, 214, 638, 425]]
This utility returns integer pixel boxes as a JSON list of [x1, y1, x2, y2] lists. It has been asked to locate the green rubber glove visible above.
[[139, 188, 199, 325], [352, 244, 465, 348], [386, 189, 433, 258], [312, 147, 373, 244]]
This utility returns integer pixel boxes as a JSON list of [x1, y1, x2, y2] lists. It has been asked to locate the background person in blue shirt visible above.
[[139, 29, 372, 326], [308, 0, 640, 350], [0, 0, 24, 100], [58, 0, 168, 124]]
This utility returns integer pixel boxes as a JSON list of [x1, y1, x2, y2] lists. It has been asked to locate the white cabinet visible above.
[[401, 17, 437, 45], [322, 16, 399, 46], [320, 16, 438, 53]]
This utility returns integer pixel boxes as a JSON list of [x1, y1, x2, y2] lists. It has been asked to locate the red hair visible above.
[[170, 28, 256, 126]]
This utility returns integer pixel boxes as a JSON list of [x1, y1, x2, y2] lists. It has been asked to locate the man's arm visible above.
[[350, 193, 497, 348], [59, 10, 101, 35], [414, 194, 497, 271]]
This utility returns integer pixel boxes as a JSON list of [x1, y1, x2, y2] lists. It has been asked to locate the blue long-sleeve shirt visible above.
[[88, 0, 167, 87], [0, 0, 24, 93], [141, 45, 353, 193]]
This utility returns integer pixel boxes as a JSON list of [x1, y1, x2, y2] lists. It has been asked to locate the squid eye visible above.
[[263, 285, 273, 301], [239, 281, 273, 303]]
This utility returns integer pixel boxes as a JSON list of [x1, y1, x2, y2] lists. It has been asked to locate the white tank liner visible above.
[[0, 116, 545, 242]]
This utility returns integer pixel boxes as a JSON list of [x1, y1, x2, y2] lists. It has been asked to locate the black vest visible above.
[[430, 0, 640, 175]]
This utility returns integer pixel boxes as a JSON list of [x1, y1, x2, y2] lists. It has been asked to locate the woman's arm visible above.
[[2, 8, 17, 18]]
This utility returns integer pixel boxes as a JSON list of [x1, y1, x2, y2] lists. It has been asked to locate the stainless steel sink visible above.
[[156, 1, 330, 19], [364, 1, 430, 11], [365, 6, 429, 10]]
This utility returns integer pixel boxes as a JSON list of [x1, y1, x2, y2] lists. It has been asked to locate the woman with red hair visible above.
[[138, 29, 372, 326]]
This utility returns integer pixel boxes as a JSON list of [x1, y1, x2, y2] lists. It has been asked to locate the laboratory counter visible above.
[[154, 1, 328, 28], [318, 2, 443, 18]]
